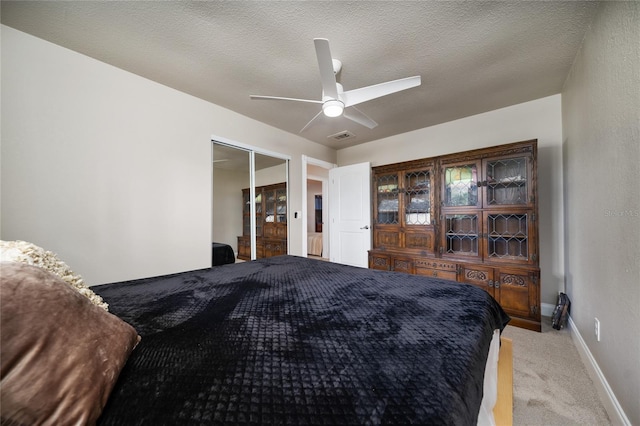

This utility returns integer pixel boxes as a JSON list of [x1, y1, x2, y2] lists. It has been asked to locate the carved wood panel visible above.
[[375, 230, 401, 248], [405, 231, 434, 251], [392, 258, 414, 273]]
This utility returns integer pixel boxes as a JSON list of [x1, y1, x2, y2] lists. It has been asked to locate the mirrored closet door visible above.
[[212, 141, 289, 262]]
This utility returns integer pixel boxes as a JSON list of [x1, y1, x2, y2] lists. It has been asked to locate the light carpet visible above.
[[501, 318, 611, 426]]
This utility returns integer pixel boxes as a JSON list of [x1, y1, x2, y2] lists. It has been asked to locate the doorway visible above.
[[212, 139, 289, 262], [302, 156, 335, 260]]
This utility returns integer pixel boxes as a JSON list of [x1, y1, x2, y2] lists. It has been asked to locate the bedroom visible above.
[[1, 2, 638, 425]]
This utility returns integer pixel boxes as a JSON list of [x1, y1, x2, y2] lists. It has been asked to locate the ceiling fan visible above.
[[250, 38, 421, 133]]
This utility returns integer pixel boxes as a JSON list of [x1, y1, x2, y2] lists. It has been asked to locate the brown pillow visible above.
[[0, 262, 140, 425]]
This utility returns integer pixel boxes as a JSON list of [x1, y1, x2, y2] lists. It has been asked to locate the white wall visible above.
[[338, 95, 564, 307], [562, 2, 639, 424], [1, 26, 335, 284]]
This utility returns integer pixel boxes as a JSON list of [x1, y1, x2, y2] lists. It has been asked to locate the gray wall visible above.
[[1, 26, 335, 284], [562, 2, 639, 424]]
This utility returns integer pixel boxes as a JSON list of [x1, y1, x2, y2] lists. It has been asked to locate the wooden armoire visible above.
[[237, 182, 287, 260], [369, 140, 541, 331]]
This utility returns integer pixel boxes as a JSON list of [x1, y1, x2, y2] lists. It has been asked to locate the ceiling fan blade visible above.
[[250, 95, 322, 104], [343, 106, 378, 129], [341, 76, 421, 107], [299, 110, 324, 133], [314, 38, 339, 100]]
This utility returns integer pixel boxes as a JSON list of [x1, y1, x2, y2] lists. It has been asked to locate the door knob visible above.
[[360, 225, 370, 230]]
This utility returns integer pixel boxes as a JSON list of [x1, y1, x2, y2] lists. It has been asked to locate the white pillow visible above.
[[0, 240, 108, 311]]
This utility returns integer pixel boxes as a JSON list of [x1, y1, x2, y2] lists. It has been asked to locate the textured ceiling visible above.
[[1, 1, 600, 149]]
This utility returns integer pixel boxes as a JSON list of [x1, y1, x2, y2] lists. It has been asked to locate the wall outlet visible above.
[[595, 317, 601, 342]]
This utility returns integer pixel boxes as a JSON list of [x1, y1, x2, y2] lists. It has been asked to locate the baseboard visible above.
[[568, 316, 631, 426]]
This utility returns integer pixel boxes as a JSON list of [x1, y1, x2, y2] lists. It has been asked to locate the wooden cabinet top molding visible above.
[[439, 139, 537, 164]]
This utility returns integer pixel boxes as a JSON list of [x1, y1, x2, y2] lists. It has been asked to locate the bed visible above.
[[0, 251, 509, 425], [307, 232, 323, 256], [95, 255, 508, 425], [212, 242, 236, 266]]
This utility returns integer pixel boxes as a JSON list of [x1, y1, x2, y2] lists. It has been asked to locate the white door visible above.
[[329, 162, 371, 267]]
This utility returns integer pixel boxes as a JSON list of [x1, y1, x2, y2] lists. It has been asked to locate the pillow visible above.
[[0, 262, 140, 425], [0, 240, 108, 310]]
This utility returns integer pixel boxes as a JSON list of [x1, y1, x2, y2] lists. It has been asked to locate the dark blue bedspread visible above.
[[95, 255, 509, 425], [212, 242, 235, 266]]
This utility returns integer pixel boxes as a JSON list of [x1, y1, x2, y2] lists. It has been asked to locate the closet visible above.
[[212, 141, 289, 262]]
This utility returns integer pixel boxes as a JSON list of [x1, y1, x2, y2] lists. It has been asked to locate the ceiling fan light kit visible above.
[[322, 99, 344, 117], [250, 38, 421, 134]]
